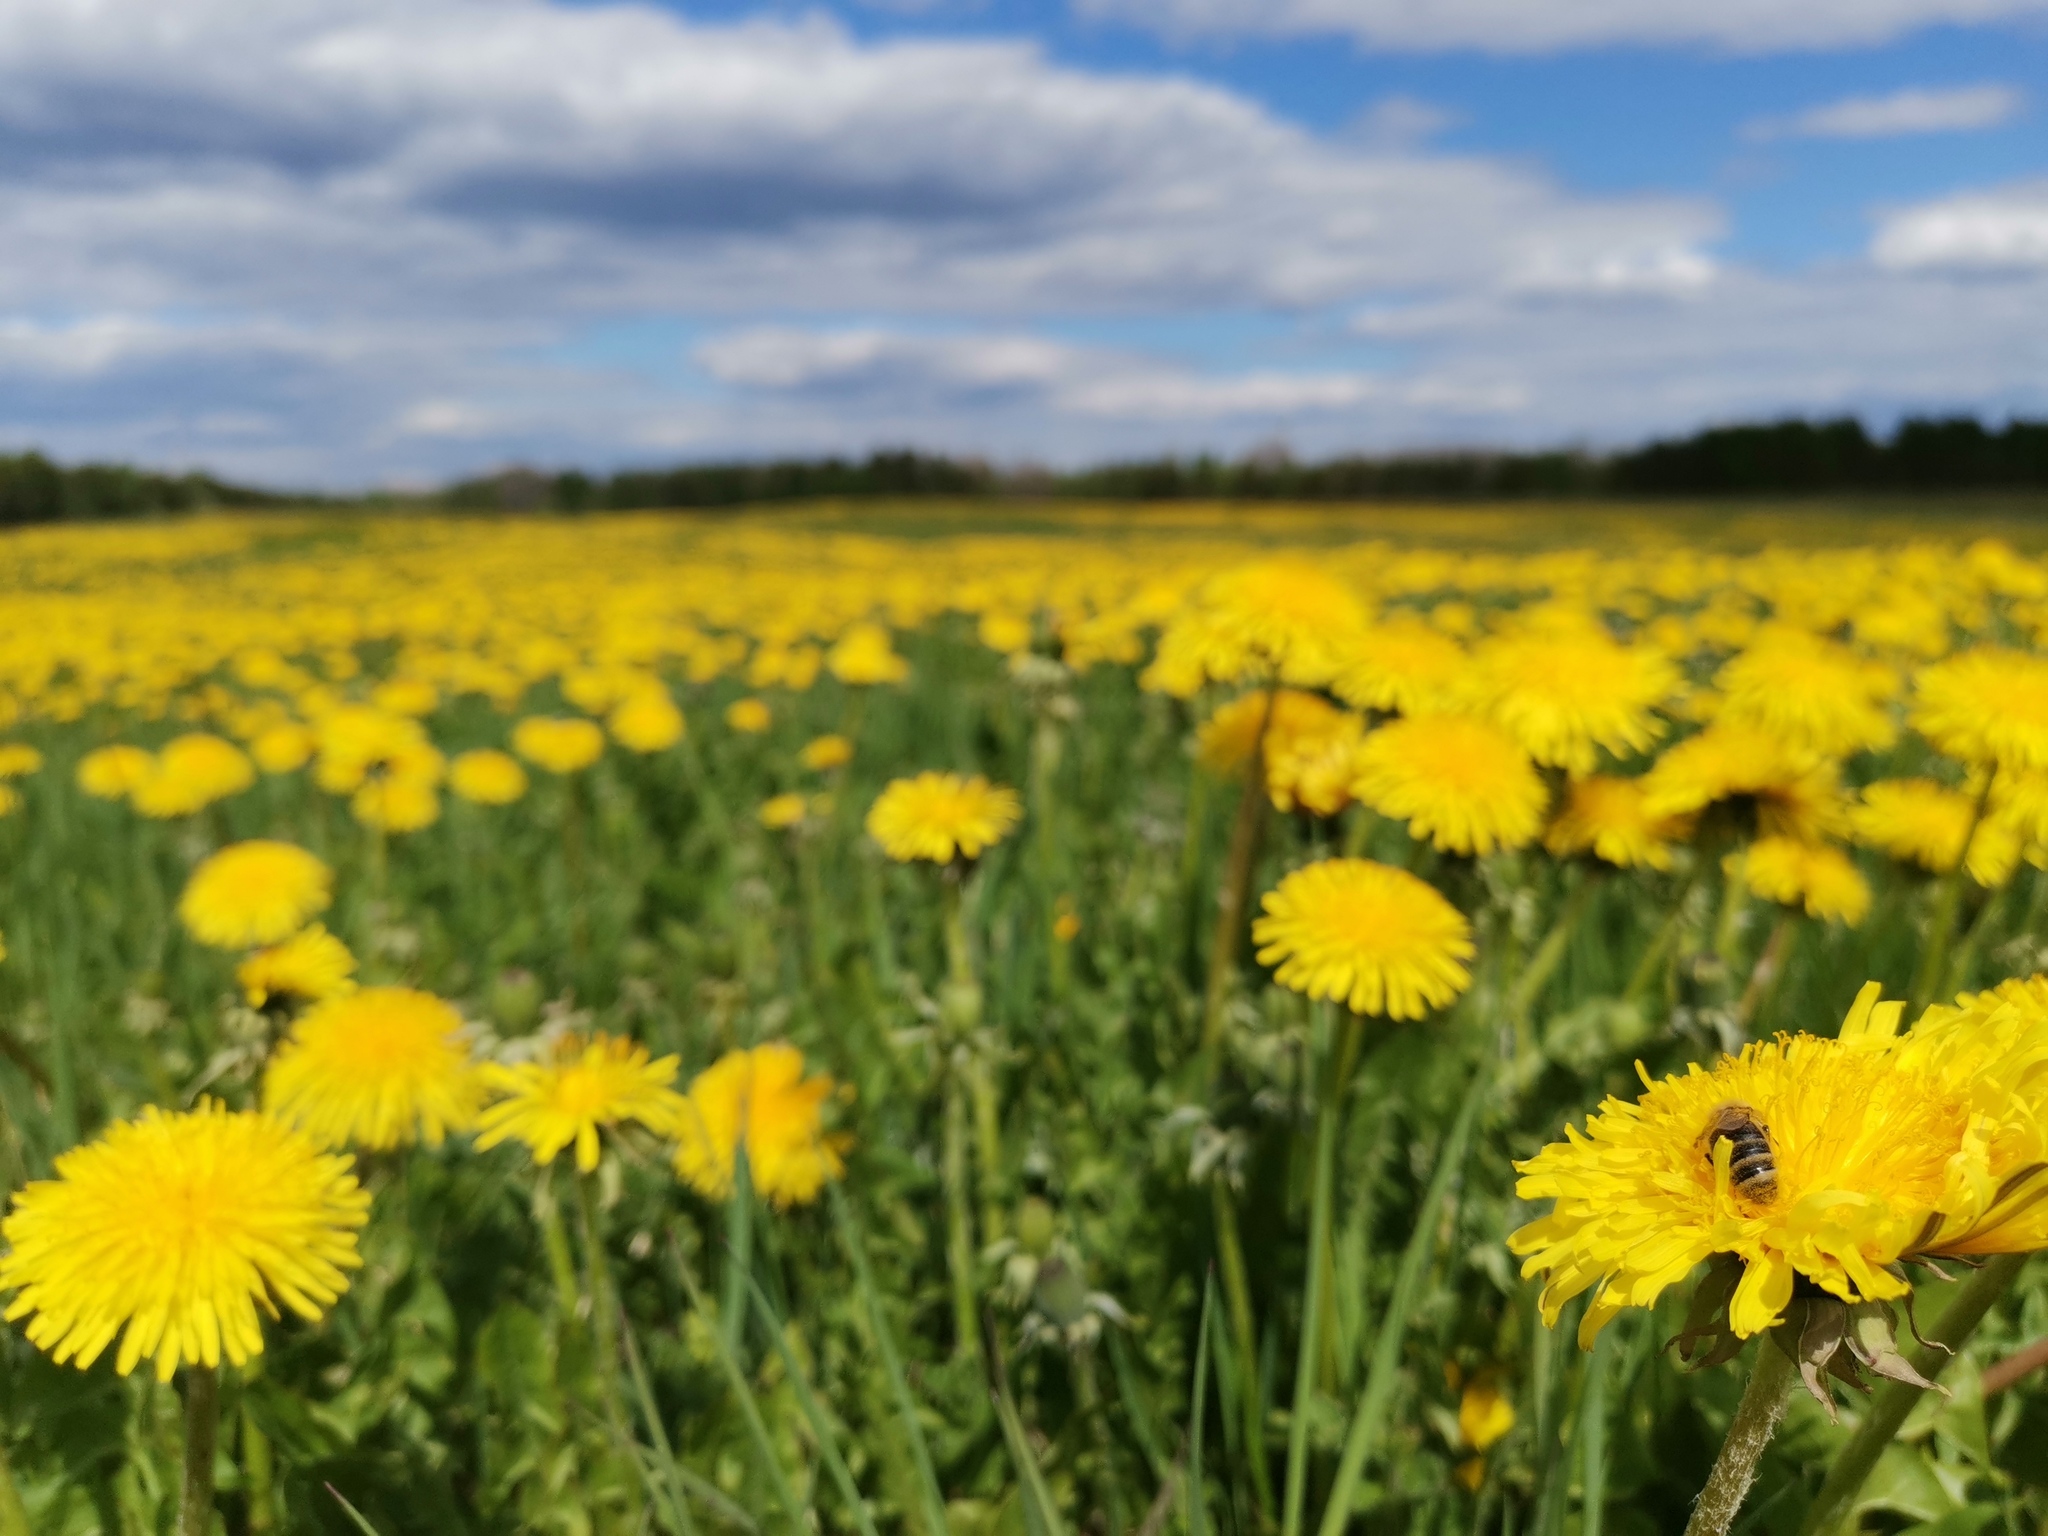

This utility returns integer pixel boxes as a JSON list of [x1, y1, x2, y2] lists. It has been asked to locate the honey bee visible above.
[[1701, 1103, 1777, 1203]]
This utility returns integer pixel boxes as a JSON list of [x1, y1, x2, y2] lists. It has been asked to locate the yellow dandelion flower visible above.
[[238, 925, 357, 1010], [352, 768, 442, 833], [179, 840, 334, 950], [1640, 723, 1847, 843], [1509, 981, 2048, 1347], [250, 722, 316, 775], [672, 1043, 849, 1208], [1715, 629, 1898, 758], [978, 611, 1034, 655], [1911, 646, 2048, 772], [449, 747, 529, 805], [1467, 626, 1676, 773], [0, 785, 18, 818], [1731, 837, 1871, 925], [1351, 714, 1548, 856], [1850, 777, 2017, 886], [77, 744, 154, 800], [314, 706, 433, 794], [866, 771, 1022, 863], [370, 676, 438, 717], [512, 715, 605, 774], [1194, 690, 1341, 776], [475, 1032, 685, 1173], [1144, 560, 1368, 695], [0, 744, 42, 779], [1544, 776, 1690, 871], [759, 792, 808, 830], [1251, 857, 1474, 1019], [725, 697, 772, 734], [1458, 1376, 1515, 1452], [827, 622, 911, 686], [608, 685, 685, 753], [0, 1101, 368, 1381], [799, 734, 854, 771], [265, 987, 482, 1150], [1266, 708, 1368, 818], [132, 733, 255, 818], [1331, 615, 1468, 718]]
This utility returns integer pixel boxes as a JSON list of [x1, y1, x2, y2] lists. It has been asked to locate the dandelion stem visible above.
[[179, 1363, 220, 1536], [1799, 1251, 2031, 1536], [719, 1150, 754, 1361], [942, 1052, 980, 1362], [1734, 909, 1798, 1032], [1281, 1009, 1354, 1536], [1209, 1181, 1275, 1520], [1200, 690, 1274, 1069], [1912, 772, 1995, 1013], [1507, 871, 1604, 1044], [1622, 858, 1704, 1009], [1680, 1337, 1794, 1536]]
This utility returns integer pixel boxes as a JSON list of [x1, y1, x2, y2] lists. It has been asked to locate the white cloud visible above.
[[1074, 0, 2048, 53], [1745, 83, 2024, 141], [1873, 182, 2048, 272]]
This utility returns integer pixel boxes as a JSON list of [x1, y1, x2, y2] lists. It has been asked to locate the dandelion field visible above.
[[0, 505, 2044, 1535]]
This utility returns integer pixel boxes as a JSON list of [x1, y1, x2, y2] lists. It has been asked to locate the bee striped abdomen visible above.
[[1703, 1104, 1778, 1203]]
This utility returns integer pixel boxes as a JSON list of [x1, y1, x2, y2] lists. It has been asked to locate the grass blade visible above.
[[1281, 1019, 1345, 1536], [1315, 1063, 1491, 1536], [830, 1185, 951, 1536], [992, 1383, 1066, 1536], [1578, 1320, 1619, 1536], [1188, 1271, 1216, 1536], [324, 1485, 382, 1536], [618, 1307, 702, 1536], [745, 1270, 884, 1536]]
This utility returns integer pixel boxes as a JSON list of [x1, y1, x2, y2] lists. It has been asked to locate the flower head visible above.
[[867, 772, 1021, 863], [725, 697, 772, 734], [449, 747, 529, 806], [1731, 837, 1871, 925], [1194, 689, 1340, 776], [1716, 630, 1898, 758], [1544, 775, 1689, 870], [475, 1032, 685, 1172], [179, 841, 334, 950], [799, 734, 854, 771], [265, 987, 482, 1150], [1331, 616, 1467, 718], [132, 733, 255, 818], [1145, 560, 1368, 695], [1912, 647, 2048, 772], [251, 723, 316, 775], [238, 925, 357, 1010], [672, 1043, 849, 1207], [1640, 723, 1847, 843], [0, 1101, 368, 1381], [77, 744, 154, 800], [1851, 777, 2016, 886], [759, 792, 809, 830], [513, 716, 606, 774], [608, 685, 685, 753], [0, 744, 42, 779], [1468, 625, 1676, 773], [827, 622, 910, 686], [1351, 714, 1548, 856], [1252, 858, 1473, 1019]]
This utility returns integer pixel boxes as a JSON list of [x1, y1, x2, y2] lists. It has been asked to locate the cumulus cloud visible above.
[[1073, 0, 2048, 54], [1872, 181, 2048, 272], [1745, 83, 2024, 141]]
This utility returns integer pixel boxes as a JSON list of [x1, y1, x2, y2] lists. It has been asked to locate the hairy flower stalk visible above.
[[1683, 1338, 1796, 1536]]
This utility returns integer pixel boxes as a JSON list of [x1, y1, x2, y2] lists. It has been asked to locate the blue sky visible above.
[[0, 0, 2042, 485]]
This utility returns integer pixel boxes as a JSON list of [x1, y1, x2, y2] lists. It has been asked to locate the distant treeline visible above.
[[444, 416, 2048, 510], [0, 451, 289, 525]]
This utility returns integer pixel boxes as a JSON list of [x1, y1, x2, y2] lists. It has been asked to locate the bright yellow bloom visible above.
[[0, 744, 42, 778], [265, 987, 482, 1150], [759, 792, 808, 830], [370, 676, 438, 717], [1467, 625, 1676, 773], [827, 622, 911, 686], [866, 772, 1022, 863], [1509, 981, 2048, 1347], [799, 734, 854, 771], [672, 1043, 849, 1207], [1144, 559, 1368, 695], [1458, 1377, 1516, 1452], [1851, 777, 2017, 886], [76, 744, 154, 800], [978, 611, 1034, 655], [725, 697, 773, 734], [132, 733, 255, 818], [1640, 723, 1847, 843], [352, 770, 442, 833], [1911, 646, 2048, 772], [250, 722, 316, 775], [312, 705, 432, 794], [1265, 708, 1368, 818], [512, 715, 605, 774], [475, 1033, 686, 1173], [179, 840, 334, 950], [608, 684, 685, 752], [0, 1101, 368, 1381], [1331, 615, 1467, 718], [449, 747, 529, 805], [1194, 689, 1340, 775], [1716, 629, 1898, 758], [1732, 837, 1871, 925], [1351, 714, 1548, 856], [1251, 857, 1473, 1019], [1544, 776, 1689, 870], [238, 925, 357, 1009]]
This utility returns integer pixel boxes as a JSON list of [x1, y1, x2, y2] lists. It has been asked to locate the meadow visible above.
[[0, 503, 2043, 1536]]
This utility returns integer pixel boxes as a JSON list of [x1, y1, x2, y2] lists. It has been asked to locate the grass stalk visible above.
[[1912, 772, 1994, 1013], [1680, 1339, 1794, 1536], [1199, 690, 1274, 1070], [1281, 1008, 1354, 1536], [942, 1056, 981, 1362], [1577, 1322, 1619, 1536], [1188, 1272, 1216, 1536], [1210, 1181, 1274, 1519], [720, 1150, 755, 1360], [745, 1272, 884, 1536]]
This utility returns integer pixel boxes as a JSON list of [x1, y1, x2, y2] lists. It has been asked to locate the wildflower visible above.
[[132, 733, 255, 818], [1911, 647, 2048, 772], [1716, 630, 1897, 758], [475, 1032, 685, 1173], [799, 734, 854, 771], [238, 925, 357, 1009], [449, 748, 529, 806], [1147, 560, 1368, 697], [978, 612, 1034, 654], [265, 988, 482, 1150], [1053, 903, 1082, 943], [370, 676, 438, 717], [1640, 723, 1847, 844], [1508, 981, 2048, 1348], [77, 744, 154, 800], [179, 841, 334, 950], [1251, 858, 1473, 1019], [1454, 1375, 1516, 1489], [672, 1043, 849, 1207], [1468, 625, 1676, 773], [1351, 714, 1548, 856], [1850, 777, 2017, 886], [827, 622, 910, 686], [0, 786, 18, 818], [0, 1101, 368, 1381], [1545, 776, 1689, 871], [725, 697, 772, 734], [251, 722, 316, 775], [0, 744, 41, 778], [1331, 615, 1467, 718], [512, 716, 605, 774], [1265, 709, 1368, 818], [352, 769, 442, 833], [314, 706, 434, 794], [1731, 838, 1871, 925], [866, 772, 1022, 863], [608, 684, 685, 753], [759, 792, 808, 830], [1194, 690, 1341, 776]]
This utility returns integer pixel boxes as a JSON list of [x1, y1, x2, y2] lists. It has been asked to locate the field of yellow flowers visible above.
[[0, 505, 2044, 1536]]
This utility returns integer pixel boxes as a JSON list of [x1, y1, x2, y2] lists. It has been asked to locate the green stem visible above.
[[534, 1172, 581, 1322], [1073, 1347, 1131, 1536], [1734, 910, 1799, 1033], [1211, 1181, 1275, 1521], [1281, 1011, 1352, 1536], [1912, 773, 1995, 1013], [719, 1150, 755, 1361], [942, 1056, 980, 1362], [1200, 693, 1275, 1073], [243, 1402, 278, 1534], [1507, 872, 1604, 1048], [1943, 871, 2013, 1000], [179, 1364, 220, 1536], [575, 1172, 631, 1434], [1578, 1324, 1619, 1536], [1799, 1252, 2031, 1536], [1622, 859, 1704, 1008], [1681, 1339, 1795, 1536]]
